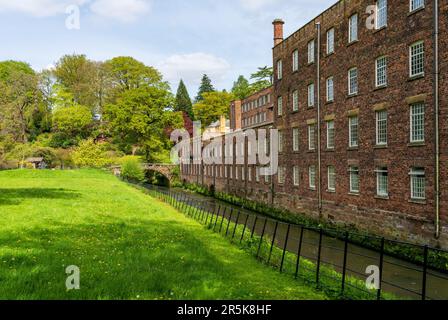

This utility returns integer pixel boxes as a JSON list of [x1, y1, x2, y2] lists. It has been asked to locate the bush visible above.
[[120, 156, 145, 182], [72, 139, 111, 168]]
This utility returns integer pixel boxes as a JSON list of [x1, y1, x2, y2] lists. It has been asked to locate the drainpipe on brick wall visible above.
[[434, 0, 440, 239], [316, 22, 323, 216]]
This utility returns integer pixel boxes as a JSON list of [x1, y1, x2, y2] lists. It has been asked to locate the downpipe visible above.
[[434, 0, 440, 239], [316, 22, 323, 216]]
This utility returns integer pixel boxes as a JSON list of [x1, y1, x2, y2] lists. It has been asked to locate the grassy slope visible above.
[[0, 169, 327, 300]]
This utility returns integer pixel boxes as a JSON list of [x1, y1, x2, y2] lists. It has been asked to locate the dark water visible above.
[[146, 185, 448, 300]]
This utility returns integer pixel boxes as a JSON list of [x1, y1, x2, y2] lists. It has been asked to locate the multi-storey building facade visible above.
[[181, 0, 448, 248]]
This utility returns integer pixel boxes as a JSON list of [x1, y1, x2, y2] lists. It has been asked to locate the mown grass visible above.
[[0, 169, 327, 300]]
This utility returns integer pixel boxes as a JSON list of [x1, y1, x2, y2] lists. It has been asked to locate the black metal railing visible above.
[[145, 185, 448, 301]]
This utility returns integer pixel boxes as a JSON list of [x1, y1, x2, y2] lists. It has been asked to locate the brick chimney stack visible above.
[[273, 19, 285, 46]]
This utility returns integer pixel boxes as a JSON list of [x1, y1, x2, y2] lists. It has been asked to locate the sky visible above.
[[0, 0, 335, 95]]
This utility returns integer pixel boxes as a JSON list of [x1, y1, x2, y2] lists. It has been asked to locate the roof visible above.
[[25, 157, 44, 163]]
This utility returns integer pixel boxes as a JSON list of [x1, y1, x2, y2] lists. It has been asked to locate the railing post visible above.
[[377, 237, 385, 301], [280, 224, 291, 273], [268, 221, 279, 264], [422, 245, 429, 301], [231, 211, 241, 240], [213, 205, 222, 230], [341, 232, 349, 297], [251, 216, 258, 239], [256, 218, 268, 259], [295, 226, 304, 279], [240, 214, 250, 243], [316, 228, 323, 286], [219, 207, 227, 233], [204, 205, 211, 225], [225, 209, 234, 237]]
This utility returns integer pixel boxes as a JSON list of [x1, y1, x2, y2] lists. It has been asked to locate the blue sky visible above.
[[0, 0, 335, 95]]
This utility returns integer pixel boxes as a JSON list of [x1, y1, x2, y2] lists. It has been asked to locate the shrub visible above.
[[120, 156, 145, 182], [72, 139, 110, 168]]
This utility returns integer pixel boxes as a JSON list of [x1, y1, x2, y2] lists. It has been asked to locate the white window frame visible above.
[[327, 120, 335, 149], [277, 96, 283, 116], [376, 0, 388, 29], [349, 14, 358, 43], [410, 41, 424, 78], [308, 124, 316, 151], [410, 103, 425, 143], [308, 83, 315, 107], [308, 40, 315, 64], [293, 127, 300, 152], [375, 56, 388, 87], [376, 167, 389, 197], [293, 166, 300, 186], [326, 76, 334, 102], [327, 28, 335, 54], [349, 116, 359, 148], [328, 166, 336, 192], [278, 167, 285, 185], [292, 50, 299, 72], [348, 67, 358, 95], [277, 59, 283, 80], [309, 166, 316, 190], [278, 131, 284, 153], [376, 110, 388, 146], [292, 90, 299, 111], [410, 168, 426, 200], [349, 166, 360, 194], [410, 0, 425, 12]]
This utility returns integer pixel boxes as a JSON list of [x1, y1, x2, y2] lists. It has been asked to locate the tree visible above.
[[231, 75, 252, 100], [195, 74, 215, 102], [52, 105, 93, 140], [72, 139, 111, 168], [174, 80, 193, 119], [103, 86, 182, 161], [193, 91, 234, 128], [53, 54, 99, 112], [250, 66, 273, 93]]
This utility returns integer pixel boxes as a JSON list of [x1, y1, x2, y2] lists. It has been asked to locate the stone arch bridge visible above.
[[112, 163, 178, 184]]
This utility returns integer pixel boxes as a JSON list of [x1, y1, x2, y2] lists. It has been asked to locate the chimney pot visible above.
[[273, 19, 285, 46]]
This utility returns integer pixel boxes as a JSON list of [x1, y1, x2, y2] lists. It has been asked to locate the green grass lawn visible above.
[[0, 169, 327, 300]]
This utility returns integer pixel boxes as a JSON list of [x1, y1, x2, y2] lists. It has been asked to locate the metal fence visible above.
[[145, 185, 448, 301]]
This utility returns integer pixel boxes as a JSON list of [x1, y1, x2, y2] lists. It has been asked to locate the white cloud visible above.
[[90, 0, 151, 23], [158, 53, 231, 90], [0, 0, 87, 17], [239, 0, 278, 11]]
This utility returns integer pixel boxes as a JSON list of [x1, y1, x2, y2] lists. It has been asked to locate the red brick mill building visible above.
[[181, 0, 448, 248]]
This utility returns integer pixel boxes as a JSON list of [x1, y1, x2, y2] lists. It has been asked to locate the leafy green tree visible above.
[[53, 54, 99, 112], [174, 79, 193, 119], [250, 66, 273, 93], [231, 75, 252, 100], [52, 105, 93, 140], [120, 156, 145, 182], [195, 74, 215, 102], [72, 139, 111, 168], [193, 91, 234, 128], [103, 86, 182, 161]]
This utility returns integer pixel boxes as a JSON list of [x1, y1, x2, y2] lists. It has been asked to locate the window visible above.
[[410, 168, 426, 200], [349, 14, 358, 43], [248, 167, 252, 182], [277, 96, 283, 116], [308, 124, 316, 150], [309, 166, 316, 189], [278, 167, 285, 184], [410, 103, 425, 143], [328, 166, 336, 192], [327, 28, 335, 54], [376, 110, 388, 146], [235, 167, 239, 180], [292, 50, 299, 72], [293, 128, 300, 152], [376, 167, 389, 197], [292, 90, 299, 111], [277, 59, 283, 80], [326, 77, 334, 102], [410, 41, 424, 77], [410, 0, 424, 12], [308, 40, 315, 64], [348, 68, 358, 95], [349, 116, 359, 148], [376, 0, 387, 29], [327, 120, 335, 149], [278, 131, 284, 153], [242, 167, 245, 181], [308, 83, 315, 107], [256, 168, 260, 182], [349, 166, 360, 193], [376, 56, 387, 87], [293, 166, 300, 186]]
